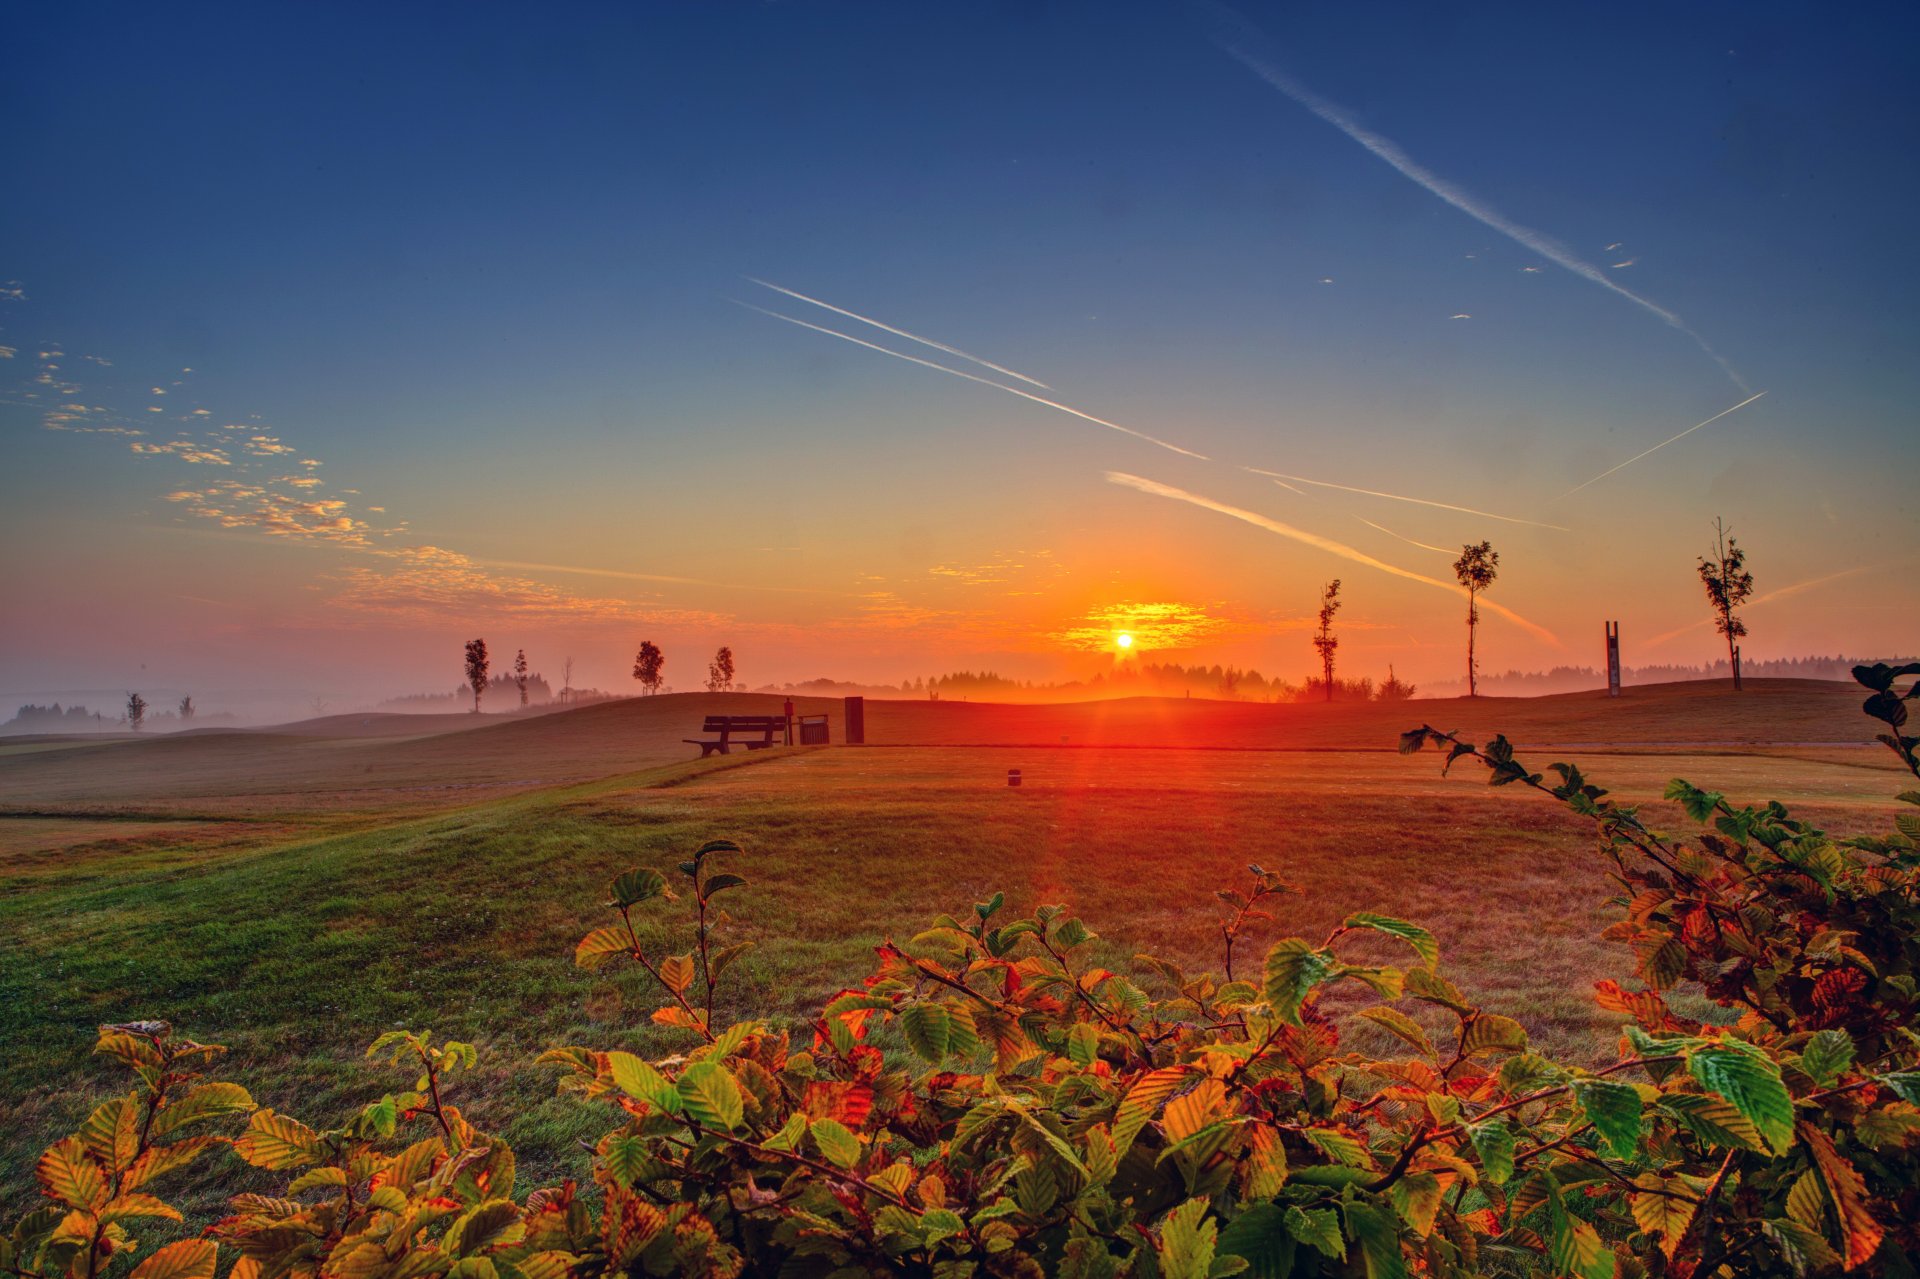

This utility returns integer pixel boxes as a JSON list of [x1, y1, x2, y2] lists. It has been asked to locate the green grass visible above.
[[2, 728, 1905, 1216]]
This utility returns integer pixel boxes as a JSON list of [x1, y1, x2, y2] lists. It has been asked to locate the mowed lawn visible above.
[[1, 703, 1907, 1214]]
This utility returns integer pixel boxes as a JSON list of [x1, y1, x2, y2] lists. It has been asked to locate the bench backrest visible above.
[[702, 715, 785, 732]]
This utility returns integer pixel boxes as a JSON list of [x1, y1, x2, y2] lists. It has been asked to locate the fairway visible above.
[[0, 681, 1905, 1214]]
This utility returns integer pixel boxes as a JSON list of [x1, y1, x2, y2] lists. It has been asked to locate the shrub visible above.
[[8, 664, 1918, 1277]]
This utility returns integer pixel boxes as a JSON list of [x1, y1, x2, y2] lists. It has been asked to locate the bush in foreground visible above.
[[7, 664, 1920, 1278]]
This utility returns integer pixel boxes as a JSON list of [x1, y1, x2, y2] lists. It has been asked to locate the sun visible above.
[[1115, 632, 1134, 650]]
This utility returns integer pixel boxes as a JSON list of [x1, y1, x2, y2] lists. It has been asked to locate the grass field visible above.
[[0, 678, 1903, 1214]]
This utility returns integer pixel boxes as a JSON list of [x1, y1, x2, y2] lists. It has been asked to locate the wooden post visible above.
[[783, 698, 794, 746], [1605, 621, 1621, 698], [844, 695, 865, 745]]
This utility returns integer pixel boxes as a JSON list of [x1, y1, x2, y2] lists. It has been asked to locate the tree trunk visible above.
[[1466, 596, 1478, 698]]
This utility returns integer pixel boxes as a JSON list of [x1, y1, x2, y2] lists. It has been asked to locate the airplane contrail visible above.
[[1108, 471, 1563, 645], [1204, 4, 1749, 392], [1244, 466, 1569, 530], [1557, 391, 1767, 499], [1641, 564, 1875, 649], [1356, 516, 1453, 555], [479, 558, 848, 596], [737, 301, 1210, 460], [747, 277, 1051, 390]]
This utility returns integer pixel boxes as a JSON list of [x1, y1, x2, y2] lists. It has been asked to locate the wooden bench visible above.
[[685, 714, 786, 757]]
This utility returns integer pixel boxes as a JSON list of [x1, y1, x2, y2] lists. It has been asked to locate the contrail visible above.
[[1108, 471, 1562, 646], [738, 301, 1210, 460], [1244, 466, 1569, 531], [479, 558, 848, 596], [1204, 4, 1748, 391], [747, 277, 1051, 390], [1557, 391, 1767, 499], [1642, 564, 1874, 649], [1356, 516, 1453, 555]]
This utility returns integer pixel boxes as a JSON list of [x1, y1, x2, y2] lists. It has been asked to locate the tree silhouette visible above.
[[126, 692, 147, 732], [707, 646, 735, 693], [464, 639, 489, 713], [1453, 541, 1499, 698], [514, 648, 530, 707], [1312, 579, 1341, 703], [633, 640, 665, 695], [178, 695, 195, 721], [1697, 516, 1754, 691], [561, 656, 574, 705]]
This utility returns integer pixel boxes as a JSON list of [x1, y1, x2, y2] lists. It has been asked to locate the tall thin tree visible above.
[[1312, 579, 1341, 702], [1453, 541, 1499, 698], [178, 695, 195, 721], [514, 648, 531, 707], [126, 692, 147, 732], [561, 656, 574, 705], [633, 640, 665, 695], [464, 638, 489, 713], [707, 645, 736, 693], [1696, 516, 1754, 691]]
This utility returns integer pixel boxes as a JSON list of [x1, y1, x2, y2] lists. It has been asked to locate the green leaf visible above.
[[1458, 1014, 1528, 1057], [1215, 1202, 1295, 1279], [1546, 1187, 1615, 1279], [1264, 939, 1336, 1027], [1343, 1201, 1408, 1279], [606, 1052, 681, 1114], [1687, 1042, 1794, 1154], [1052, 917, 1093, 950], [1881, 1071, 1920, 1105], [1357, 1007, 1434, 1057], [1341, 913, 1438, 970], [1157, 1198, 1222, 1279], [1284, 1204, 1343, 1260], [1468, 1118, 1515, 1186], [609, 869, 666, 908], [1799, 1030, 1855, 1087], [1302, 1128, 1371, 1168], [573, 926, 631, 971], [900, 1003, 953, 1063], [699, 872, 748, 898], [1572, 1079, 1643, 1159], [809, 1118, 862, 1169], [1065, 1022, 1099, 1068], [674, 1061, 744, 1130]]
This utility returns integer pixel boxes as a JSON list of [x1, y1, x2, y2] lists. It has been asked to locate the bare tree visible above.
[[464, 638, 490, 713], [126, 692, 147, 732], [1312, 579, 1341, 703], [178, 695, 195, 721], [1453, 542, 1499, 698], [1697, 516, 1754, 691], [633, 640, 665, 695], [561, 656, 574, 705], [707, 645, 735, 693], [514, 648, 530, 707]]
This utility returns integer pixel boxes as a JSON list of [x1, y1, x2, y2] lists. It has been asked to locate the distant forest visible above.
[[1418, 653, 1916, 698], [758, 662, 1412, 704]]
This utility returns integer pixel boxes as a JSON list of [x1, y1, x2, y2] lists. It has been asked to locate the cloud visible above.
[[132, 439, 232, 465], [323, 546, 732, 626], [164, 481, 372, 544], [1642, 565, 1878, 649], [0, 345, 14, 359], [1108, 471, 1563, 646], [1355, 516, 1454, 555], [1204, 4, 1748, 391], [245, 434, 297, 455], [0, 281, 25, 301], [1050, 600, 1235, 653]]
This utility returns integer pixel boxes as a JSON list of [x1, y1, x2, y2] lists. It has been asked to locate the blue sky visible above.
[[3, 2, 1916, 708]]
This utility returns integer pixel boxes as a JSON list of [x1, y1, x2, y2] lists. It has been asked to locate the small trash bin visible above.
[[798, 714, 830, 745]]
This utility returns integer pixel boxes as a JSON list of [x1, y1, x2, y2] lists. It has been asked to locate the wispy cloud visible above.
[[324, 546, 733, 627], [1246, 466, 1568, 530], [1557, 391, 1767, 499], [1108, 471, 1562, 646], [1355, 516, 1454, 555], [132, 439, 231, 465], [747, 277, 1050, 389], [738, 300, 1210, 460], [1050, 600, 1236, 653], [1204, 4, 1748, 391]]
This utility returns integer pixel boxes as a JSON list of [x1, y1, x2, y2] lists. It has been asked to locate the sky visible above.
[[3, 2, 1917, 713]]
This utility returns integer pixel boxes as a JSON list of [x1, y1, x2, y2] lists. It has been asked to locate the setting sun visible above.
[[1116, 632, 1133, 650]]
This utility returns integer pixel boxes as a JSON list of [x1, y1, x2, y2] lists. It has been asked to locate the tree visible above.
[[126, 692, 147, 731], [633, 640, 664, 695], [1453, 541, 1499, 697], [707, 646, 735, 693], [1697, 516, 1754, 691], [178, 695, 195, 721], [464, 639, 489, 713], [1312, 579, 1341, 703], [561, 656, 574, 705], [514, 648, 530, 707]]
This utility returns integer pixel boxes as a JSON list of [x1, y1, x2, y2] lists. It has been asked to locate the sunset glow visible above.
[[1116, 633, 1134, 651]]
